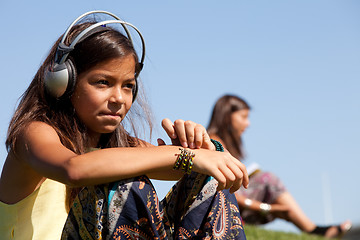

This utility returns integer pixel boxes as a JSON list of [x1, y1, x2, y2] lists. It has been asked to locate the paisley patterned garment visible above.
[[61, 172, 247, 240]]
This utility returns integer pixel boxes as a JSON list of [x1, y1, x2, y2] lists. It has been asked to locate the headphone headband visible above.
[[45, 10, 145, 101], [58, 10, 145, 66], [60, 10, 132, 43]]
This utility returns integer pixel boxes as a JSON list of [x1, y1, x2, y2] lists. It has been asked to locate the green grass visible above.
[[244, 225, 328, 240]]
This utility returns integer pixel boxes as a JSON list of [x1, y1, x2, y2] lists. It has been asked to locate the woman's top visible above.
[[0, 178, 68, 240]]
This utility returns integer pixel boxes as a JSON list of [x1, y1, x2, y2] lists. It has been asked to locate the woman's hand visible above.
[[192, 149, 249, 193], [160, 118, 215, 150]]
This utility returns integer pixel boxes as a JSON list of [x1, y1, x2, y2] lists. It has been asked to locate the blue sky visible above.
[[1, 0, 359, 233]]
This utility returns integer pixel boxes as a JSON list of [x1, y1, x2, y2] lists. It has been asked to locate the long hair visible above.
[[207, 95, 250, 160], [6, 22, 153, 209]]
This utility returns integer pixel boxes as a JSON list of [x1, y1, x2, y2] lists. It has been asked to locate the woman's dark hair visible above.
[[6, 22, 152, 209], [207, 94, 250, 160]]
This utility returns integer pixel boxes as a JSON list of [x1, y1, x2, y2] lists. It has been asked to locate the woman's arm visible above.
[[235, 193, 289, 219], [235, 193, 266, 212]]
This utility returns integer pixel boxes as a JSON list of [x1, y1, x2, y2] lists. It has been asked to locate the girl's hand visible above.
[[193, 149, 249, 193], [161, 118, 215, 150]]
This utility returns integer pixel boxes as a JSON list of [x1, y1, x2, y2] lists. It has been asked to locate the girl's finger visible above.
[[184, 121, 196, 149], [232, 158, 249, 188], [212, 170, 227, 191], [161, 118, 177, 139], [203, 132, 215, 150], [218, 163, 236, 190], [173, 119, 187, 148], [194, 125, 205, 149], [225, 159, 244, 193]]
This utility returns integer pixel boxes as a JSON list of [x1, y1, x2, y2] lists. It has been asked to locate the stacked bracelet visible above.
[[210, 139, 224, 152], [173, 148, 195, 174]]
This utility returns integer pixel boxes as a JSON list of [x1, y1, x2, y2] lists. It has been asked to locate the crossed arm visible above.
[[0, 118, 248, 204]]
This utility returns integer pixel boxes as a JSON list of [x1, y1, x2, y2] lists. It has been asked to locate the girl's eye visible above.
[[124, 83, 135, 90], [97, 80, 109, 86]]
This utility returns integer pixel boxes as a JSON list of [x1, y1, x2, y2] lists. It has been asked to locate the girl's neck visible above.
[[83, 128, 104, 150], [86, 133, 101, 149]]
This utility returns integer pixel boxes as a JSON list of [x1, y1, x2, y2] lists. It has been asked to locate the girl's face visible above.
[[71, 55, 136, 144], [231, 109, 250, 137]]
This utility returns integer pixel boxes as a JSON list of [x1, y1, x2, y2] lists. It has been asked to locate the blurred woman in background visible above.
[[207, 94, 352, 238]]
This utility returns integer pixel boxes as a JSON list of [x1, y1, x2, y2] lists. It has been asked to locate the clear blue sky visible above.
[[1, 0, 359, 233]]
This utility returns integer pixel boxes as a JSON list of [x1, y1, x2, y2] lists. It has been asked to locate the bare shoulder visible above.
[[0, 121, 54, 204], [0, 122, 51, 204], [15, 121, 76, 172], [22, 121, 60, 140], [0, 121, 72, 203], [16, 121, 61, 153]]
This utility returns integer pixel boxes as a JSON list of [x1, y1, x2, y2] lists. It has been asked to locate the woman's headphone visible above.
[[44, 10, 145, 102]]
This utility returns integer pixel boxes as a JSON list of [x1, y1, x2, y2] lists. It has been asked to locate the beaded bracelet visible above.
[[210, 139, 224, 152], [173, 148, 195, 174]]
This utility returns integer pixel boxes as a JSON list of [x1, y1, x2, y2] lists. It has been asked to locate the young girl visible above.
[[0, 11, 248, 239], [207, 94, 352, 238]]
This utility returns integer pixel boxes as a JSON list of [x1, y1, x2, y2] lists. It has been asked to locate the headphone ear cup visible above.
[[44, 59, 77, 99], [132, 78, 138, 102], [62, 59, 77, 99]]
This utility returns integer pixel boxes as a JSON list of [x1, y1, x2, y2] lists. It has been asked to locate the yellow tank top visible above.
[[0, 179, 68, 240]]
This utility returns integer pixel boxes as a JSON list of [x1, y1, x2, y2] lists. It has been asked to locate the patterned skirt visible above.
[[61, 172, 247, 240]]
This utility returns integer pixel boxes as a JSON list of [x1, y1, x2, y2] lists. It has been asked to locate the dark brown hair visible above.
[[207, 94, 250, 160], [6, 22, 152, 209]]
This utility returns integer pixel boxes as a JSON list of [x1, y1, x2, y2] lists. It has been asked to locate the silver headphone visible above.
[[44, 10, 145, 101]]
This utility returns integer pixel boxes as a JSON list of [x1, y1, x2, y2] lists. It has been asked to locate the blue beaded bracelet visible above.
[[210, 139, 224, 152]]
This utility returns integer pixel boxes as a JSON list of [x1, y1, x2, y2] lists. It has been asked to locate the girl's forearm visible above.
[[64, 146, 182, 186]]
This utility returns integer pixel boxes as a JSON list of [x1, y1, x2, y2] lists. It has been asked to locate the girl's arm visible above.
[[16, 121, 248, 190]]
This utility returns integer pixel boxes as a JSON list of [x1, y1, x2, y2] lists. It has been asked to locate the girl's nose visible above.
[[110, 87, 125, 105]]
